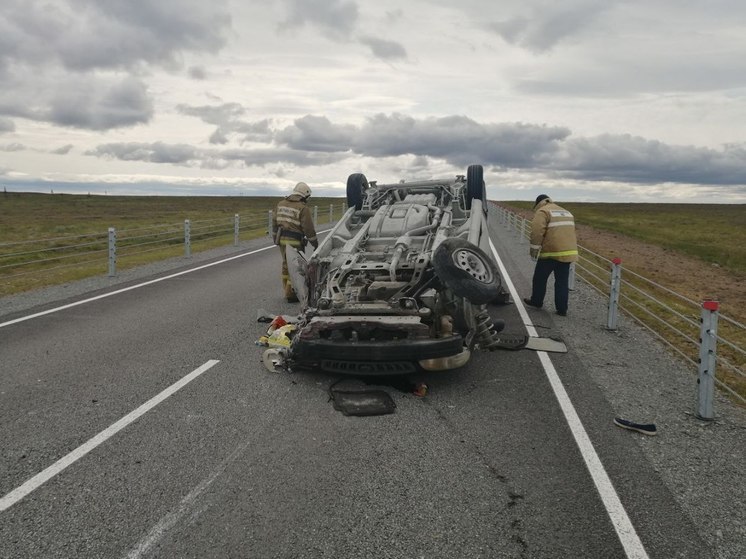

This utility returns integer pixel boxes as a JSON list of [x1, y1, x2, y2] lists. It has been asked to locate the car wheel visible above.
[[465, 164, 486, 211], [347, 173, 368, 210], [433, 238, 501, 304]]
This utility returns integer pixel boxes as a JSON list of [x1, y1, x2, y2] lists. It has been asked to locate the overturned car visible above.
[[285, 164, 509, 375]]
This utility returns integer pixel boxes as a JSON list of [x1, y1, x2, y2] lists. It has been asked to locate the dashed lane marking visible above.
[[0, 360, 221, 512]]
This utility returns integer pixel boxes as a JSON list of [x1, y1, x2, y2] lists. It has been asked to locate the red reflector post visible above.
[[612, 257, 622, 265], [703, 300, 719, 311]]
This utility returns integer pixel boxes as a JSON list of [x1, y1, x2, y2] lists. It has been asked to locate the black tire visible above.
[[432, 238, 501, 305], [346, 173, 368, 210], [465, 164, 485, 211]]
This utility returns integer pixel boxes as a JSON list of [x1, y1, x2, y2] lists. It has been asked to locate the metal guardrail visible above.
[[0, 203, 347, 296], [494, 204, 746, 415]]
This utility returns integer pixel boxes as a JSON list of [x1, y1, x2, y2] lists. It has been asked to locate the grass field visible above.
[[0, 192, 345, 295], [0, 192, 344, 240]]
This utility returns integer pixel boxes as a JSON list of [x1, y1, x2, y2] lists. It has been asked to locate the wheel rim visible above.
[[452, 248, 493, 283]]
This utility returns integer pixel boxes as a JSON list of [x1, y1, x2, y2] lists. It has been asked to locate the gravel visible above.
[[2, 232, 744, 559]]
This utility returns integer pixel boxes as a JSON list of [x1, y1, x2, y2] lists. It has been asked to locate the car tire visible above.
[[433, 237, 501, 304], [347, 173, 368, 210], [466, 164, 486, 212]]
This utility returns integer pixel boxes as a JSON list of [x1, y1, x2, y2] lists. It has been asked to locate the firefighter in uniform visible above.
[[272, 182, 318, 302], [523, 194, 578, 316]]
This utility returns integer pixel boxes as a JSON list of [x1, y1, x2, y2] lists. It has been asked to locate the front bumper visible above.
[[289, 315, 465, 374]]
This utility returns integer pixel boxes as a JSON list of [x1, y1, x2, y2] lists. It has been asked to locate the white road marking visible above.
[[0, 360, 221, 512], [0, 246, 275, 329], [489, 238, 650, 559], [125, 438, 253, 559]]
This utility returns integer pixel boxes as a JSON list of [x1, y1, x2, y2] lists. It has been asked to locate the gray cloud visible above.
[[177, 103, 246, 125], [356, 114, 568, 167], [0, 1, 230, 130], [549, 135, 746, 185], [2, 143, 25, 152], [47, 77, 153, 130], [85, 112, 746, 187], [276, 115, 356, 152], [1, 0, 231, 72], [279, 0, 406, 61], [188, 66, 207, 80], [0, 74, 153, 130], [277, 113, 569, 167], [279, 0, 358, 37], [87, 142, 198, 164], [488, 3, 608, 53], [0, 118, 14, 133], [51, 144, 74, 155], [177, 103, 274, 144], [86, 141, 346, 168], [359, 36, 407, 60]]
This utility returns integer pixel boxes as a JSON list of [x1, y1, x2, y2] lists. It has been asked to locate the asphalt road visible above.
[[0, 223, 714, 559]]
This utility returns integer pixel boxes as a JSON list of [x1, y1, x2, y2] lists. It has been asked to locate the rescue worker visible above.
[[272, 182, 318, 302], [523, 194, 578, 316]]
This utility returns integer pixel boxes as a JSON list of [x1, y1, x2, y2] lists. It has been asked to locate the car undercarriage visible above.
[[281, 164, 511, 375]]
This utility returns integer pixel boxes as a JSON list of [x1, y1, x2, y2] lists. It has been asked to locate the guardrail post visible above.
[[329, 204, 333, 224], [234, 214, 240, 246], [108, 227, 117, 277], [568, 262, 576, 291], [606, 257, 622, 330], [697, 300, 719, 420], [268, 210, 273, 237], [313, 205, 318, 225], [184, 219, 191, 258]]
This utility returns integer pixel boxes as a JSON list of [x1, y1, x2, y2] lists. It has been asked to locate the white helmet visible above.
[[293, 182, 312, 198]]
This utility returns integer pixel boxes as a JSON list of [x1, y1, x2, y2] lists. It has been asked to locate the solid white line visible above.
[[0, 245, 276, 329], [489, 238, 649, 559], [0, 359, 221, 512]]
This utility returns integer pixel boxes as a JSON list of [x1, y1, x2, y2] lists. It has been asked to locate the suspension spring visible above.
[[475, 308, 502, 350]]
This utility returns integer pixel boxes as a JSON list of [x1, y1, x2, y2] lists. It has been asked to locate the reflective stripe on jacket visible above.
[[272, 193, 318, 247], [529, 200, 578, 262]]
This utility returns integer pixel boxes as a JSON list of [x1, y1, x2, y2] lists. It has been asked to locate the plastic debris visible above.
[[267, 324, 296, 347], [267, 315, 288, 334], [263, 348, 287, 372], [412, 382, 428, 397]]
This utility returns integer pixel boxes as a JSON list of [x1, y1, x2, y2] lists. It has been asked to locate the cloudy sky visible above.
[[1, 0, 746, 203]]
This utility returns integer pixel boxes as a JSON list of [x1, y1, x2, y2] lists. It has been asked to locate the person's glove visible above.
[[530, 248, 540, 260], [310, 240, 319, 250]]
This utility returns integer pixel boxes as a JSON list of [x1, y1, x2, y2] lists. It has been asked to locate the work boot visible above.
[[284, 283, 298, 303]]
